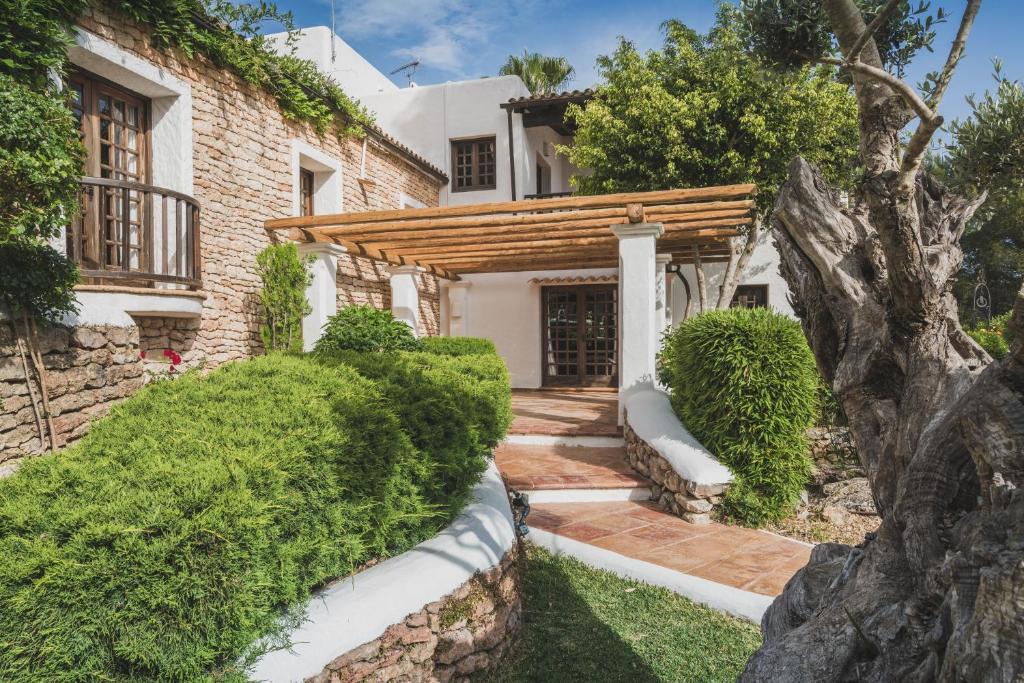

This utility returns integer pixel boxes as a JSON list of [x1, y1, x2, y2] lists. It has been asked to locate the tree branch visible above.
[[930, 0, 983, 109], [819, 56, 937, 123], [899, 0, 982, 191], [848, 0, 904, 62]]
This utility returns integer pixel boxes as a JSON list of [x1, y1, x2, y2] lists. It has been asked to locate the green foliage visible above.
[[738, 0, 946, 78], [314, 305, 419, 354], [966, 312, 1015, 360], [418, 336, 498, 357], [255, 243, 312, 352], [0, 75, 84, 242], [98, 0, 374, 136], [0, 348, 511, 679], [565, 9, 859, 220], [320, 348, 513, 518], [498, 50, 576, 94], [661, 308, 819, 526], [0, 241, 79, 322], [944, 70, 1024, 317]]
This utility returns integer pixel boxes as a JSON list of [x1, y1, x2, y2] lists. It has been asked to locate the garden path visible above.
[[498, 390, 811, 598]]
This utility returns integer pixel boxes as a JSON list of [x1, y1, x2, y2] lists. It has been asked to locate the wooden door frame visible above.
[[540, 284, 619, 388]]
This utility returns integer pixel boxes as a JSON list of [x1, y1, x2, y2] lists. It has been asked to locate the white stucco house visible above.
[[271, 28, 793, 391]]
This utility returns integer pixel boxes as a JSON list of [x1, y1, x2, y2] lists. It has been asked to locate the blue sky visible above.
[[272, 0, 1021, 127]]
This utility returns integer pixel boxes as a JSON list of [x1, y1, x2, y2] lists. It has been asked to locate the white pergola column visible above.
[[298, 243, 347, 352], [612, 223, 664, 421], [656, 253, 673, 334], [387, 265, 424, 337], [447, 281, 472, 336]]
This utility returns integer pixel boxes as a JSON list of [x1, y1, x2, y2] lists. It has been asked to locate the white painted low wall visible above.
[[624, 386, 732, 486], [248, 461, 516, 682]]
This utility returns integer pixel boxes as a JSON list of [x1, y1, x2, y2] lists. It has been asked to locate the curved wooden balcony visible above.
[[69, 177, 201, 290]]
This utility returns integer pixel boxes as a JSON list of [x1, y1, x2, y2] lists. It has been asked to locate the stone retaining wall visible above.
[[0, 321, 144, 470], [309, 546, 521, 683], [624, 422, 727, 524]]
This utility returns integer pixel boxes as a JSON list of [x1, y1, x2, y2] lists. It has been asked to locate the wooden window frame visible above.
[[731, 284, 769, 309], [68, 67, 152, 183], [451, 136, 497, 192], [299, 168, 315, 217]]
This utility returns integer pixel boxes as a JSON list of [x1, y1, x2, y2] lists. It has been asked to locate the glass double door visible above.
[[542, 285, 618, 387]]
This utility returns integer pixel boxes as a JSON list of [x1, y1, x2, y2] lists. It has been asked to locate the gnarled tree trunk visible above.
[[740, 157, 1024, 681]]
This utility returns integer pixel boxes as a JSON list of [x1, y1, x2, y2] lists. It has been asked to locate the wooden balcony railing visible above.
[[524, 191, 573, 200], [69, 177, 201, 290]]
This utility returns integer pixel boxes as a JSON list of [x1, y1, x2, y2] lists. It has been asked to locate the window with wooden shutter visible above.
[[451, 136, 497, 191], [300, 168, 315, 216]]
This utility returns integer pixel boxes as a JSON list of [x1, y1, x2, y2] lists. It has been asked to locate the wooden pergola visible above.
[[264, 185, 756, 281]]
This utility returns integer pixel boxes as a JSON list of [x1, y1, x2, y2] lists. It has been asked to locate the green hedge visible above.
[[320, 349, 512, 518], [661, 308, 819, 526], [0, 349, 511, 680], [418, 336, 498, 357], [313, 304, 418, 354]]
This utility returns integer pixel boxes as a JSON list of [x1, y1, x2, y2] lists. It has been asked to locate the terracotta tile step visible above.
[[495, 443, 651, 490], [527, 500, 813, 598]]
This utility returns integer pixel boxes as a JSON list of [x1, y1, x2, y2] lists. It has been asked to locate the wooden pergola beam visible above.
[[289, 230, 459, 281], [300, 207, 752, 242], [377, 227, 742, 259], [265, 185, 756, 231]]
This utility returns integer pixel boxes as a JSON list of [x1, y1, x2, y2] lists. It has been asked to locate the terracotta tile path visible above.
[[495, 443, 649, 490], [528, 501, 811, 596], [509, 389, 621, 436], [499, 389, 813, 599]]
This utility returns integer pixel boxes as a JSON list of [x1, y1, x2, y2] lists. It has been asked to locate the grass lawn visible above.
[[483, 544, 761, 682]]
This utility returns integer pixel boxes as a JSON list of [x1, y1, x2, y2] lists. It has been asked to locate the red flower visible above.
[[163, 348, 173, 358], [168, 365, 177, 374], [171, 352, 182, 365], [139, 351, 146, 359]]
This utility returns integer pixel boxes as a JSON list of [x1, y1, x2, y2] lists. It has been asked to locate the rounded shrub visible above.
[[661, 307, 819, 526], [418, 336, 497, 357], [313, 304, 418, 354]]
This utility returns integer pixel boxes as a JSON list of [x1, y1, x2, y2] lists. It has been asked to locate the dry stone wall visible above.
[[0, 320, 144, 472], [624, 422, 727, 524], [309, 547, 521, 683]]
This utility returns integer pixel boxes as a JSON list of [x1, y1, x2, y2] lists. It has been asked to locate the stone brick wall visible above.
[[310, 547, 521, 683], [75, 6, 446, 367], [0, 320, 144, 473], [623, 420, 727, 524]]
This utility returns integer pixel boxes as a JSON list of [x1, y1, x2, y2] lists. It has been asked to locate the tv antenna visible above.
[[390, 60, 421, 86]]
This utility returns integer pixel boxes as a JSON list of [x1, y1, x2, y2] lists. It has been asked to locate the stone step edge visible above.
[[527, 528, 772, 623], [517, 487, 653, 504], [504, 434, 626, 448]]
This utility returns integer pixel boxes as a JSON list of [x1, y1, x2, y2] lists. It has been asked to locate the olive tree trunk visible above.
[[741, 1, 1023, 680]]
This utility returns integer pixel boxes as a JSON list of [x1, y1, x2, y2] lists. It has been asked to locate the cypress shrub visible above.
[[0, 350, 509, 680], [313, 305, 418, 354], [661, 308, 819, 526], [322, 349, 513, 518], [418, 336, 497, 357]]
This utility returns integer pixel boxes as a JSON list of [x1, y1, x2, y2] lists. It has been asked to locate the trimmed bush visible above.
[[321, 348, 513, 518], [313, 304, 418, 354], [0, 350, 510, 680], [661, 308, 819, 526], [418, 336, 498, 357]]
